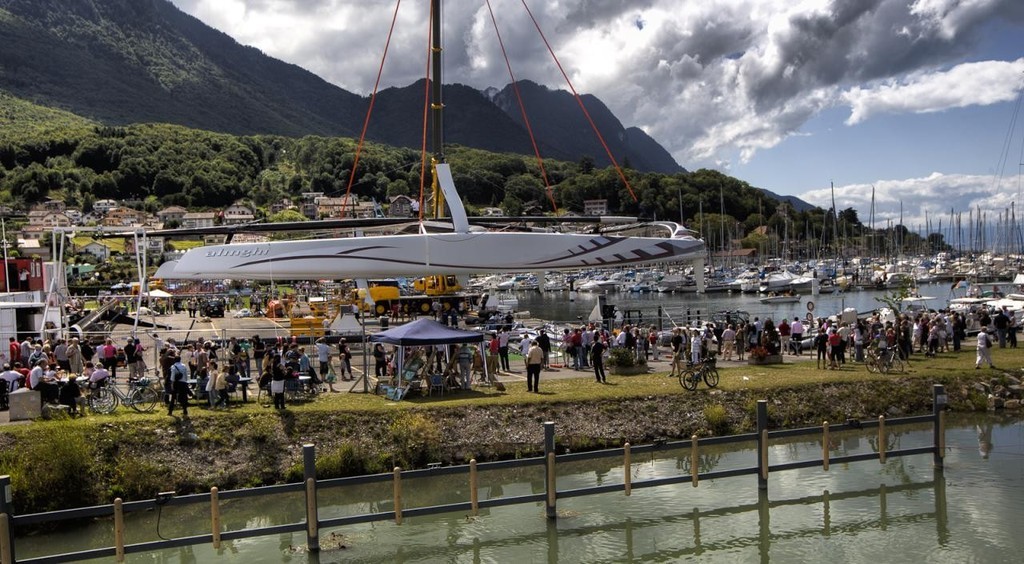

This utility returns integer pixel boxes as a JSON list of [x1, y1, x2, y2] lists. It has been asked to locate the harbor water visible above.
[[12, 413, 1024, 562]]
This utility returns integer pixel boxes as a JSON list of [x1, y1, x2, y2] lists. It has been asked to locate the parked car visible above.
[[201, 299, 225, 318]]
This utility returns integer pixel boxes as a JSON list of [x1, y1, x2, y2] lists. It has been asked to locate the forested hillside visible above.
[[0, 92, 850, 259]]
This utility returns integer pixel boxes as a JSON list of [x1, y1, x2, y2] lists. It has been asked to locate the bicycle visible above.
[[864, 347, 906, 374], [88, 377, 160, 414], [679, 355, 720, 391]]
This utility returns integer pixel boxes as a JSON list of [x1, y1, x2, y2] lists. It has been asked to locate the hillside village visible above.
[[9, 192, 426, 264]]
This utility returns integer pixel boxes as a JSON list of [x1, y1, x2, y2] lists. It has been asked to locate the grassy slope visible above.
[[0, 90, 95, 141]]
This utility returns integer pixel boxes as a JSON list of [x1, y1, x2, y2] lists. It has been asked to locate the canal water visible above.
[[513, 282, 960, 326], [13, 413, 1024, 562]]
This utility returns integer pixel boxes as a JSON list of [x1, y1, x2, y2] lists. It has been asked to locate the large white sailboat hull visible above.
[[165, 226, 704, 280]]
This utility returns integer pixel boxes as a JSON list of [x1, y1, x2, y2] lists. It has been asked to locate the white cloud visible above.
[[167, 0, 1024, 172], [799, 172, 1024, 228], [843, 58, 1024, 124]]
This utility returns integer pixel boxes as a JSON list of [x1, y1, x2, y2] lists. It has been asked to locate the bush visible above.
[[1, 421, 97, 512], [703, 404, 730, 435], [607, 347, 642, 368], [389, 412, 442, 468], [316, 443, 372, 478]]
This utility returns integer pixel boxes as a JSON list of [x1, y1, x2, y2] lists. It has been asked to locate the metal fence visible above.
[[0, 384, 948, 563]]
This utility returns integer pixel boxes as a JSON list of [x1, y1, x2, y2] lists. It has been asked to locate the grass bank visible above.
[[0, 348, 1018, 514]]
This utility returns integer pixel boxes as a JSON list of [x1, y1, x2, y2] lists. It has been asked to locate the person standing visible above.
[[487, 334, 500, 375], [669, 328, 684, 376], [372, 343, 387, 379], [580, 326, 593, 369], [271, 357, 287, 409], [497, 328, 511, 372], [54, 339, 70, 373], [8, 337, 19, 369], [790, 317, 804, 355], [720, 324, 736, 360], [778, 319, 791, 355], [976, 326, 995, 369], [526, 340, 543, 392], [520, 334, 532, 371], [993, 308, 1010, 348], [252, 335, 266, 377], [536, 330, 551, 369], [316, 338, 333, 386], [590, 335, 606, 383], [124, 337, 139, 380], [457, 343, 473, 390], [167, 353, 191, 417], [338, 338, 353, 380]]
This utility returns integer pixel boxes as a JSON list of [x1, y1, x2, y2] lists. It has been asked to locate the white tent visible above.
[[144, 289, 173, 298]]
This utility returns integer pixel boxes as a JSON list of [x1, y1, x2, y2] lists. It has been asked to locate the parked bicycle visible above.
[[88, 377, 160, 414], [679, 354, 720, 391], [865, 347, 906, 374]]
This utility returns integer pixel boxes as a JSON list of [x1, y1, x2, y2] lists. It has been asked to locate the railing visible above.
[[0, 384, 949, 563]]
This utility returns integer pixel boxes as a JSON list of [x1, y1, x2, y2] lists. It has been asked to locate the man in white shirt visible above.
[[790, 318, 805, 356], [0, 364, 22, 392], [497, 329, 511, 372]]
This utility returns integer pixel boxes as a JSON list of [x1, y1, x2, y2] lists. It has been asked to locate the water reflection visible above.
[[12, 414, 1024, 562]]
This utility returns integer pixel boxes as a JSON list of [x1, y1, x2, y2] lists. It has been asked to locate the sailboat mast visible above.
[[430, 0, 446, 219]]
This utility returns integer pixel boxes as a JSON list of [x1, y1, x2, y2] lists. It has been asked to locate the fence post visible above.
[[393, 467, 403, 525], [691, 435, 699, 487], [0, 475, 12, 564], [469, 459, 479, 516], [822, 422, 830, 471], [756, 400, 768, 491], [303, 444, 319, 552], [623, 443, 631, 496], [933, 384, 947, 469], [210, 487, 221, 549], [544, 421, 556, 519], [878, 415, 887, 464], [114, 498, 125, 562]]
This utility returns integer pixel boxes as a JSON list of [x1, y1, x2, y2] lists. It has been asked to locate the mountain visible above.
[[0, 0, 684, 174], [487, 80, 685, 174]]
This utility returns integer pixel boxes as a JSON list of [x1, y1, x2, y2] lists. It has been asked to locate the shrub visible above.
[[316, 443, 371, 478], [1, 421, 96, 512], [389, 412, 442, 468], [703, 404, 730, 434], [607, 347, 641, 368]]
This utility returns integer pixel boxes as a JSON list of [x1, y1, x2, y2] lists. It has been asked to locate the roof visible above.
[[370, 318, 483, 346]]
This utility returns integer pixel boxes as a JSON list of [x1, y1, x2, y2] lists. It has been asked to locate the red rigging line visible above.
[[519, 0, 638, 203], [341, 0, 404, 218], [485, 0, 558, 214], [418, 0, 433, 222]]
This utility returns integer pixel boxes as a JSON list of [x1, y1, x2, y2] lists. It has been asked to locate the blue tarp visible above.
[[369, 318, 483, 346]]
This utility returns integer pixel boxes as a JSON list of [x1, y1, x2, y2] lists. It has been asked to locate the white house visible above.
[[222, 202, 256, 225], [93, 199, 119, 214], [583, 199, 609, 216], [81, 241, 112, 261], [182, 212, 217, 229]]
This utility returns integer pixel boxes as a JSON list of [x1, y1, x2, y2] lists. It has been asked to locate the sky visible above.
[[167, 0, 1024, 231]]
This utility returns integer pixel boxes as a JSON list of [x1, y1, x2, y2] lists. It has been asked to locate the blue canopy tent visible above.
[[370, 318, 483, 346], [370, 318, 491, 399]]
